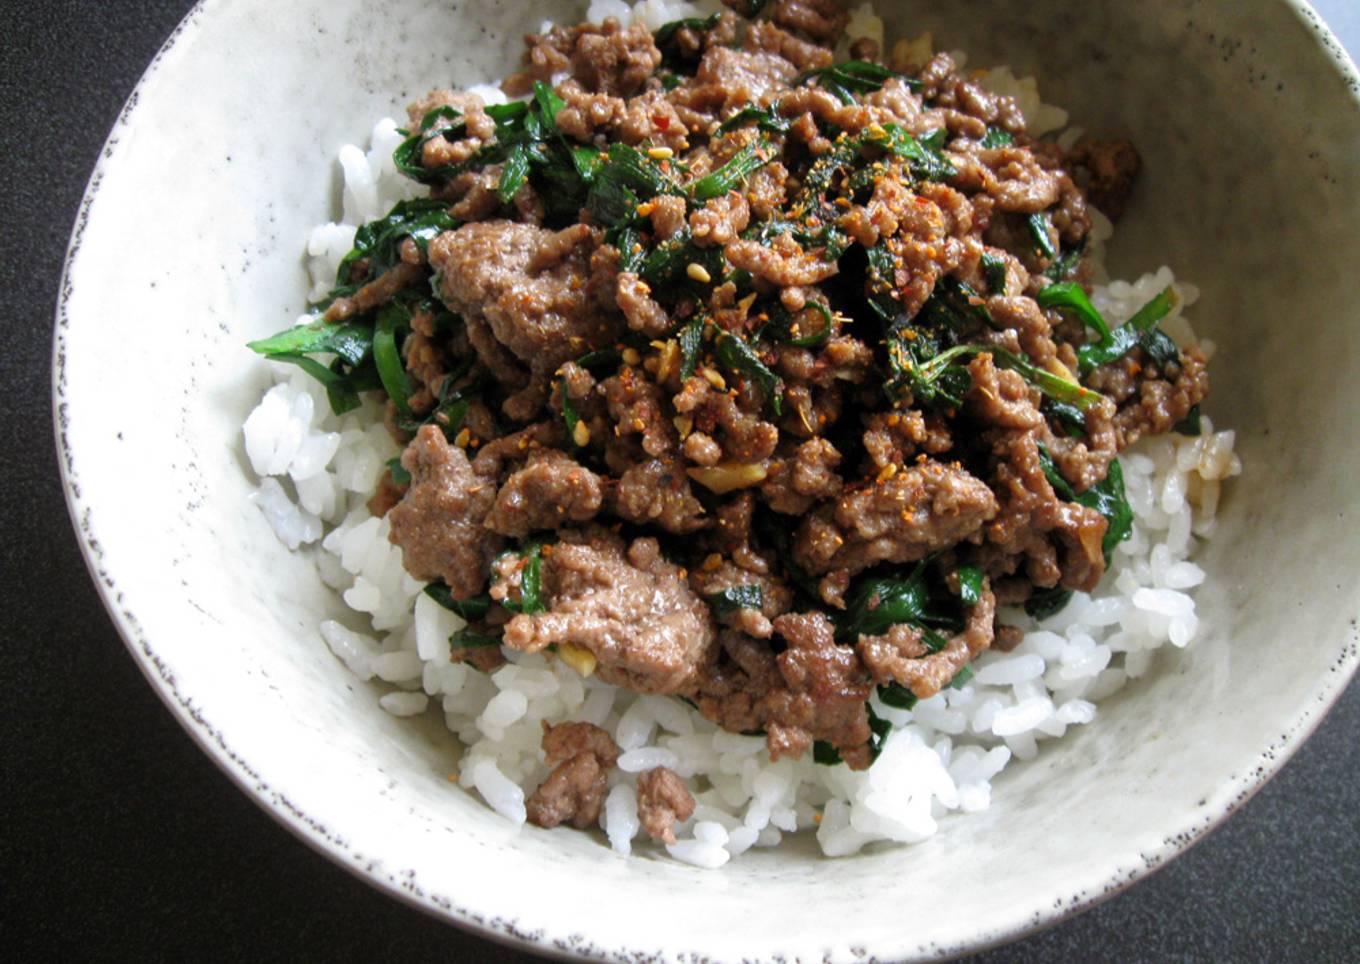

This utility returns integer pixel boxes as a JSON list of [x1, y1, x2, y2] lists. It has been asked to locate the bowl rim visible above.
[[51, 0, 1360, 960]]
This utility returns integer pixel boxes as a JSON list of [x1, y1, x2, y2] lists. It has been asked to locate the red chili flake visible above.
[[654, 114, 671, 131]]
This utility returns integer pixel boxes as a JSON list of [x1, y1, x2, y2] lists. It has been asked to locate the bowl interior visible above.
[[55, 0, 1360, 959]]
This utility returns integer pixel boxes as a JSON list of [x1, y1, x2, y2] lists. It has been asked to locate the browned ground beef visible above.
[[313, 1, 1212, 773], [636, 766, 697, 843], [525, 721, 621, 829]]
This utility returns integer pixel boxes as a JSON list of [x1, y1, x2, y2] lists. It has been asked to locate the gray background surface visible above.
[[3, 2, 1356, 961]]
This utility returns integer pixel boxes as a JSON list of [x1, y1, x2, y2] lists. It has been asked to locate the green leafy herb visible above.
[[333, 199, 459, 298], [867, 705, 892, 759], [677, 315, 705, 379], [247, 320, 373, 367], [878, 681, 917, 710], [948, 665, 973, 690], [1040, 282, 1181, 375], [864, 123, 956, 182], [1074, 286, 1178, 373], [1036, 282, 1113, 343], [981, 251, 1008, 294], [1044, 238, 1086, 280], [716, 105, 791, 136], [836, 561, 948, 651], [979, 125, 1014, 148], [495, 542, 546, 614], [813, 740, 842, 765], [575, 346, 624, 370], [497, 142, 533, 202], [1025, 586, 1073, 620], [373, 303, 414, 417], [792, 135, 860, 213], [654, 12, 721, 47], [886, 339, 1104, 411], [1174, 404, 1203, 436], [1045, 399, 1088, 437], [1026, 212, 1057, 260], [865, 241, 902, 322], [639, 230, 724, 289], [705, 584, 764, 617], [931, 276, 994, 330], [263, 353, 366, 415], [688, 141, 771, 201], [422, 582, 493, 621], [765, 301, 835, 348], [795, 60, 917, 104], [1037, 446, 1133, 563], [392, 105, 467, 185], [561, 386, 582, 445], [385, 456, 411, 487], [483, 100, 528, 124], [955, 566, 984, 607], [424, 369, 476, 441], [533, 80, 566, 134], [451, 628, 504, 649], [714, 331, 783, 415], [1139, 328, 1181, 369], [587, 143, 683, 226], [1080, 458, 1135, 563]]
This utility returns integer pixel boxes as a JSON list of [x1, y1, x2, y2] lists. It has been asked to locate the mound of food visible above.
[[245, 0, 1238, 863]]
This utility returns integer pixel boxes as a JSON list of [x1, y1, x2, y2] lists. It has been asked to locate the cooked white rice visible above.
[[242, 7, 1240, 866]]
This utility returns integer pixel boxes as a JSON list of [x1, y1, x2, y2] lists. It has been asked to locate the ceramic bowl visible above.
[[54, 0, 1360, 959]]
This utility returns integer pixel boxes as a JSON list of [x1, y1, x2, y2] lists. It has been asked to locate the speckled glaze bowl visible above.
[[54, 0, 1360, 959]]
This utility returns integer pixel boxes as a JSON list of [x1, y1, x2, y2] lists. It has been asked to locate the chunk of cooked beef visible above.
[[428, 221, 621, 374], [760, 437, 843, 514], [322, 262, 425, 323], [793, 461, 999, 579], [1066, 138, 1142, 221], [688, 614, 875, 768], [858, 581, 997, 700], [613, 458, 710, 534], [636, 767, 696, 845], [387, 426, 501, 598], [502, 529, 717, 693], [769, 0, 850, 42], [487, 447, 605, 537], [525, 721, 621, 830], [406, 89, 498, 170], [366, 468, 408, 519], [690, 552, 794, 640], [570, 19, 661, 97]]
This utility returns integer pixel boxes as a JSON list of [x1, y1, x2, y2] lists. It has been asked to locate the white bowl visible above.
[[54, 0, 1360, 959]]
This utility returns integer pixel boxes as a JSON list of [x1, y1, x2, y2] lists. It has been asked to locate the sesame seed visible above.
[[686, 263, 712, 283], [621, 347, 642, 365], [453, 428, 471, 448], [572, 421, 591, 447], [647, 146, 674, 159]]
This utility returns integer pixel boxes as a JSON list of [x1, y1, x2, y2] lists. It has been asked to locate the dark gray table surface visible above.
[[4, 3, 1356, 961]]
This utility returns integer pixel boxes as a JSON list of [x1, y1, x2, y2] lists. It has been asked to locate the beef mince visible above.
[[271, 0, 1214, 775]]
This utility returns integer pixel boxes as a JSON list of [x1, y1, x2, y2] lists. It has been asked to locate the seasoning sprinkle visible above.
[[686, 263, 713, 283]]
